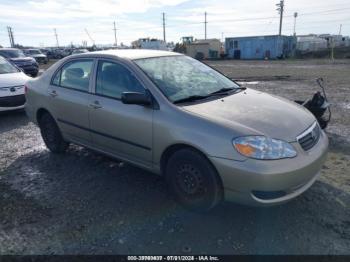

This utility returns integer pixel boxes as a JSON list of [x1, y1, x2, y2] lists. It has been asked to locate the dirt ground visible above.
[[0, 59, 349, 255]]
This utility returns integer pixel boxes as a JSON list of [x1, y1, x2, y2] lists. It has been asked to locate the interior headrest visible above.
[[66, 68, 84, 78]]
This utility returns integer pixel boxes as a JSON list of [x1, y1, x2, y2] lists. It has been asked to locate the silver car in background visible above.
[[25, 50, 328, 211]]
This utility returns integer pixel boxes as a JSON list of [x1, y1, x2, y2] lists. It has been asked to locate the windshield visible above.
[[134, 56, 239, 102], [0, 57, 19, 74], [73, 49, 88, 54], [0, 49, 26, 58], [28, 50, 41, 54]]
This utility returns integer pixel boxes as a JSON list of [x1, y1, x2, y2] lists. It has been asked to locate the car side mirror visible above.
[[121, 92, 152, 106]]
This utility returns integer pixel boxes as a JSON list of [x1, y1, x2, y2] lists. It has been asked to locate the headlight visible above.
[[233, 136, 297, 160]]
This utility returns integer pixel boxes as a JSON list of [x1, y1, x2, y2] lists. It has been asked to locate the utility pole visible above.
[[162, 12, 166, 43], [10, 27, 15, 47], [7, 27, 11, 47], [7, 26, 15, 47], [339, 24, 342, 35], [54, 28, 59, 47], [204, 12, 208, 40], [113, 21, 117, 47], [330, 37, 335, 61], [276, 0, 284, 36], [7, 26, 14, 47], [293, 12, 298, 36]]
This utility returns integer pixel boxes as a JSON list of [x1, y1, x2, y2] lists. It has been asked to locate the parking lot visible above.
[[0, 59, 349, 254]]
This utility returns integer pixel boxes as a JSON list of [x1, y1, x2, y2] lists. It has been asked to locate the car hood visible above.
[[0, 72, 30, 87], [9, 57, 35, 63], [181, 88, 316, 142], [31, 54, 46, 58]]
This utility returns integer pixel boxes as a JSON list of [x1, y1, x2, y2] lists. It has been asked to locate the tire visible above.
[[38, 113, 69, 153], [165, 148, 223, 211]]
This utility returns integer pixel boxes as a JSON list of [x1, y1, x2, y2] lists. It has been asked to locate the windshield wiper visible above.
[[173, 87, 247, 104], [208, 87, 246, 96], [209, 87, 235, 95], [173, 95, 209, 104]]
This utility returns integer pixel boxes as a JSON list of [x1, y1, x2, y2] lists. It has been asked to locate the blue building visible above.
[[225, 35, 296, 59]]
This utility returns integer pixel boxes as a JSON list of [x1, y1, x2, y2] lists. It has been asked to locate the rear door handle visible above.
[[89, 101, 102, 109], [49, 90, 58, 97]]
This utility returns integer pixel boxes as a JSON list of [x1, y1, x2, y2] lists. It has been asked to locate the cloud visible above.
[[27, 0, 190, 17], [0, 0, 349, 47]]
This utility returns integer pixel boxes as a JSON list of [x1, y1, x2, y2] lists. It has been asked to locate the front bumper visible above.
[[16, 65, 39, 76], [210, 130, 329, 206], [0, 104, 25, 112], [34, 57, 47, 64], [0, 95, 26, 109]]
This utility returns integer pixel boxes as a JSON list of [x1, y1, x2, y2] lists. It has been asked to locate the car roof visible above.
[[0, 48, 20, 51], [75, 49, 182, 60]]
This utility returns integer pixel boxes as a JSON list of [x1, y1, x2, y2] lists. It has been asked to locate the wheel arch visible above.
[[160, 143, 220, 178], [36, 108, 52, 123]]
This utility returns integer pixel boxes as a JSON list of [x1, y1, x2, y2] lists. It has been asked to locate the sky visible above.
[[0, 0, 349, 47]]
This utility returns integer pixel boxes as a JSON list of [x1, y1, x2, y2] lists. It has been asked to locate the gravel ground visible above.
[[0, 59, 349, 255]]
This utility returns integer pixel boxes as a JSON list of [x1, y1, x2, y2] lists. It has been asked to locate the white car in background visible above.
[[0, 56, 30, 112]]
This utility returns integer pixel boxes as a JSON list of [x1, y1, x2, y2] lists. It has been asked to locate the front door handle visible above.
[[49, 90, 58, 97], [89, 101, 102, 109]]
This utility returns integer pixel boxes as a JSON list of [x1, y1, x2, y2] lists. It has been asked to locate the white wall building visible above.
[[297, 35, 328, 52], [318, 34, 350, 48]]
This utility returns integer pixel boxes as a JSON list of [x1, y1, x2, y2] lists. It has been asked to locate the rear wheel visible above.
[[165, 148, 223, 211], [39, 112, 68, 153]]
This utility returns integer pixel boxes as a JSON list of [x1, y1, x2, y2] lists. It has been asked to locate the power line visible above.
[[167, 7, 349, 26], [202, 16, 279, 24], [166, 21, 204, 28], [173, 8, 349, 27], [298, 7, 350, 16]]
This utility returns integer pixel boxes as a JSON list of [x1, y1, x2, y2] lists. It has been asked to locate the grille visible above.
[[297, 123, 321, 151], [0, 95, 25, 107]]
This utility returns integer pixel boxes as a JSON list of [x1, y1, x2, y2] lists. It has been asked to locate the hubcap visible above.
[[176, 164, 204, 196]]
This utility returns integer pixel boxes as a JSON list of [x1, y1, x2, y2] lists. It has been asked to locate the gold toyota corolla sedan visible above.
[[25, 50, 328, 211]]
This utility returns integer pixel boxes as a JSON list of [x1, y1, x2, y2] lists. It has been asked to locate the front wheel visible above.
[[39, 112, 69, 153], [165, 149, 223, 211]]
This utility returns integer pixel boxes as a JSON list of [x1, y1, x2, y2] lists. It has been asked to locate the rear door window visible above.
[[52, 60, 93, 92]]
